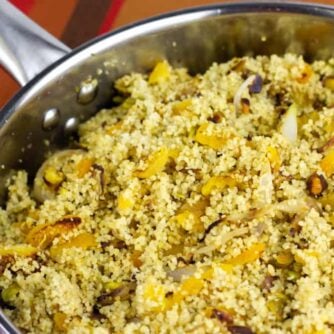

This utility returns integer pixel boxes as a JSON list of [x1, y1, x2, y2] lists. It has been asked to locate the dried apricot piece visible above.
[[76, 158, 94, 178], [148, 61, 171, 84], [117, 190, 134, 212], [320, 150, 334, 176], [267, 146, 281, 173], [50, 232, 96, 258], [0, 245, 37, 257], [227, 243, 265, 266], [202, 176, 237, 196], [195, 123, 230, 150], [173, 198, 209, 232], [134, 147, 169, 178], [26, 217, 81, 249]]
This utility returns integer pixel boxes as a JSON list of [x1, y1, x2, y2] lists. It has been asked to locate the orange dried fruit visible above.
[[201, 176, 237, 196], [26, 217, 81, 249], [227, 243, 265, 266], [50, 232, 96, 258], [148, 61, 171, 84], [195, 123, 231, 150], [134, 147, 169, 178]]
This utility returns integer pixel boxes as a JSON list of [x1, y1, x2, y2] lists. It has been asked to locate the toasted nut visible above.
[[306, 173, 328, 197], [212, 308, 233, 324], [228, 325, 254, 334], [241, 98, 250, 113], [131, 250, 143, 268], [208, 113, 223, 123], [97, 282, 136, 306], [261, 275, 277, 291]]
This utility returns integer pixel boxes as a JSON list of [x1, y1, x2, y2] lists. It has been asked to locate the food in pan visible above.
[[0, 54, 333, 333]]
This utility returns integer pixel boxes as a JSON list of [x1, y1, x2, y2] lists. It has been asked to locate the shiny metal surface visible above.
[[42, 108, 60, 131], [0, 311, 20, 334], [0, 1, 70, 85]]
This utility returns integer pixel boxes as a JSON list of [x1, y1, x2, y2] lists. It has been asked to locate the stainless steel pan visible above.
[[0, 1, 334, 333]]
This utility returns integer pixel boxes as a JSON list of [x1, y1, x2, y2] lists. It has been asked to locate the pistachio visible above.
[[1, 284, 19, 303], [286, 270, 299, 281]]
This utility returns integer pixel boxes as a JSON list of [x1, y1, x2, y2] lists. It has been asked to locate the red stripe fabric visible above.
[[98, 0, 125, 35], [9, 0, 35, 14]]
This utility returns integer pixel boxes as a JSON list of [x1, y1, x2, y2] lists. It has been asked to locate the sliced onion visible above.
[[280, 103, 298, 142], [220, 227, 249, 245], [195, 245, 216, 255], [274, 199, 309, 214], [195, 227, 249, 254], [253, 222, 266, 236], [167, 265, 197, 282], [226, 208, 265, 223], [258, 171, 273, 205], [97, 282, 136, 306], [233, 75, 256, 113], [32, 149, 85, 202]]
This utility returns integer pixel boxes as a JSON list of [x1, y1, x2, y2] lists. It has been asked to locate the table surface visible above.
[[1, 0, 334, 107]]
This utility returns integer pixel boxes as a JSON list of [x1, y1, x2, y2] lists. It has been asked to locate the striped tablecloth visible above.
[[1, 0, 334, 107]]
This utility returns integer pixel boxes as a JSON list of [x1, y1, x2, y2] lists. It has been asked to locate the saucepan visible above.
[[0, 1, 334, 332]]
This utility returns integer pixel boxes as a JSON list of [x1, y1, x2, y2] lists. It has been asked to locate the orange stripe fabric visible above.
[[10, 0, 35, 14], [27, 0, 78, 38], [0, 72, 20, 107], [112, 0, 227, 29], [113, 0, 334, 29], [98, 0, 125, 34], [61, 0, 112, 48]]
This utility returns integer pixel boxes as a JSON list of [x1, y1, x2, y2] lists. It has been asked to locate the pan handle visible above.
[[0, 0, 70, 86]]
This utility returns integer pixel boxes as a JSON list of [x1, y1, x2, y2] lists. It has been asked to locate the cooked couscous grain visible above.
[[0, 54, 333, 333]]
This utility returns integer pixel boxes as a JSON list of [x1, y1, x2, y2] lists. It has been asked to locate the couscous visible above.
[[0, 54, 333, 333]]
